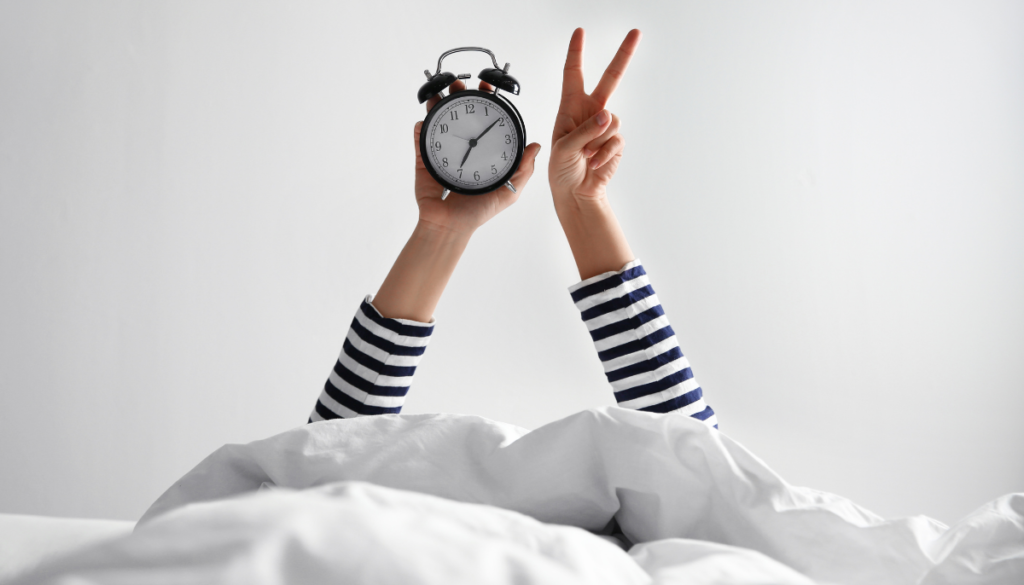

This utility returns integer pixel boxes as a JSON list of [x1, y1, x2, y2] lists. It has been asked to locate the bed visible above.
[[3, 408, 1021, 584]]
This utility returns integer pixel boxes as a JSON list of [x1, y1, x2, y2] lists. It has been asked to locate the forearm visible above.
[[556, 196, 717, 429], [309, 219, 458, 423], [554, 195, 634, 281], [567, 259, 718, 428], [373, 220, 471, 322], [310, 96, 539, 423]]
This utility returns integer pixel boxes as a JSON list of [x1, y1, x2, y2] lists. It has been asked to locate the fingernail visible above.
[[583, 148, 594, 157], [596, 110, 610, 125], [591, 159, 601, 169]]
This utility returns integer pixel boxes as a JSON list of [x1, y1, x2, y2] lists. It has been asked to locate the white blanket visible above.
[[13, 408, 1023, 584], [0, 514, 133, 583]]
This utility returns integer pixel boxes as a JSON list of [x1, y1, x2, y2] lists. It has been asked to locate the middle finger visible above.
[[590, 29, 642, 107], [425, 79, 468, 112]]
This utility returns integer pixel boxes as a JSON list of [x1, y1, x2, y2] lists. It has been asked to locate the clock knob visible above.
[[417, 71, 458, 104], [478, 68, 520, 96]]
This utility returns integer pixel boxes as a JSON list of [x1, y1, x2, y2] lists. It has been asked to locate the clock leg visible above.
[[441, 189, 450, 200], [504, 181, 517, 194]]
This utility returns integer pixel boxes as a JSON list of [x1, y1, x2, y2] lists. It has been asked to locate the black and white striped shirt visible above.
[[310, 297, 432, 420], [310, 260, 717, 429]]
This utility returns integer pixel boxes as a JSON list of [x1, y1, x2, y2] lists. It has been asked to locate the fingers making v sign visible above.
[[549, 28, 642, 207]]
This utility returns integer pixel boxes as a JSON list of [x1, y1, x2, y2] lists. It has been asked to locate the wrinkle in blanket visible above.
[[15, 407, 1024, 584]]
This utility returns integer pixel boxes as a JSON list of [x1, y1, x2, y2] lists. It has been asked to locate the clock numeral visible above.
[[465, 104, 475, 114], [490, 164, 497, 175], [473, 170, 480, 181], [501, 152, 507, 160], [450, 111, 458, 121], [484, 107, 489, 116], [504, 134, 511, 144], [440, 124, 448, 133], [456, 169, 463, 178], [442, 157, 448, 167], [498, 117, 505, 127], [434, 141, 441, 150]]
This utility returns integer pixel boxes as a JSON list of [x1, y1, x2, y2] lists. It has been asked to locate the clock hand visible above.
[[460, 143, 473, 169], [474, 119, 501, 141], [458, 119, 501, 169]]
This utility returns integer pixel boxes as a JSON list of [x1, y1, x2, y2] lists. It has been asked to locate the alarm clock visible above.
[[417, 47, 526, 199]]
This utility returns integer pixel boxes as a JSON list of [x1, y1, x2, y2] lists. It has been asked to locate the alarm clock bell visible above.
[[417, 47, 521, 103]]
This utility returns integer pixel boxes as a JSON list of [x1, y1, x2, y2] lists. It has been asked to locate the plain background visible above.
[[1, 1, 1021, 525]]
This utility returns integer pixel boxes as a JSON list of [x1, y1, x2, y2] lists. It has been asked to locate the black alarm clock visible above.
[[417, 47, 526, 199]]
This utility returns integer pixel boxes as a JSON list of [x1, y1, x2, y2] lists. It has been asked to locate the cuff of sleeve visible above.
[[356, 295, 434, 348], [567, 259, 651, 313], [567, 259, 642, 294], [363, 294, 436, 326]]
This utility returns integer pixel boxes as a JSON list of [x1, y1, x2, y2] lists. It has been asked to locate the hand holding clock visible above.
[[414, 79, 543, 238], [372, 80, 540, 322]]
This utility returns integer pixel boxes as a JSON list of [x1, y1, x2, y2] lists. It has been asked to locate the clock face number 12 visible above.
[[422, 91, 523, 195]]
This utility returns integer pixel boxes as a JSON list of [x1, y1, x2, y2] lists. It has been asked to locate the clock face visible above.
[[421, 90, 524, 195]]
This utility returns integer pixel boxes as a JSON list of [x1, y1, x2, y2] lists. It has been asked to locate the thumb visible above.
[[556, 110, 612, 154], [515, 142, 542, 180]]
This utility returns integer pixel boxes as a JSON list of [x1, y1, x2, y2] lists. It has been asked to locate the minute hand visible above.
[[474, 118, 501, 141]]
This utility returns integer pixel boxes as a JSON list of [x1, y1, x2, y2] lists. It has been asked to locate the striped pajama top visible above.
[[309, 259, 717, 429]]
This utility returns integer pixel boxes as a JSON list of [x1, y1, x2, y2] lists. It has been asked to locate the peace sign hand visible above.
[[549, 28, 642, 209]]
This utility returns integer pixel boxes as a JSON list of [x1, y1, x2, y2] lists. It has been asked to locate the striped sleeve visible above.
[[308, 295, 434, 423], [568, 259, 718, 429]]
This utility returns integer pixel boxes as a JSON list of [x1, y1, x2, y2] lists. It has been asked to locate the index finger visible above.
[[561, 28, 586, 98], [591, 29, 642, 107]]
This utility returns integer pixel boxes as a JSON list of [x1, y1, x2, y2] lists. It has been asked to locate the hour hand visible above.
[[460, 144, 473, 168]]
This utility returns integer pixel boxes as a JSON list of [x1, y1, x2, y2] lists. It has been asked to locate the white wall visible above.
[[1, 1, 1021, 524]]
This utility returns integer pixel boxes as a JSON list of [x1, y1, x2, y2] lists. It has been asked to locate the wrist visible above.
[[553, 192, 613, 230], [553, 196, 635, 281], [373, 220, 470, 322], [414, 218, 474, 248]]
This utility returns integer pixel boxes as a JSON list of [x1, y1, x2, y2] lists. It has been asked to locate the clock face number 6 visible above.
[[422, 91, 523, 194]]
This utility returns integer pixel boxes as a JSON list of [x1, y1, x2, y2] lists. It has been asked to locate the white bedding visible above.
[[0, 514, 133, 583], [11, 408, 1024, 584]]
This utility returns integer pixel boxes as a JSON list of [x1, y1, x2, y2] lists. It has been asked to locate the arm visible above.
[[548, 29, 717, 428], [371, 220, 470, 324], [310, 80, 542, 422]]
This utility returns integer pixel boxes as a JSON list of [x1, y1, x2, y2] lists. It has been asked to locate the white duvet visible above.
[[14, 408, 1023, 584]]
